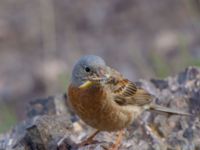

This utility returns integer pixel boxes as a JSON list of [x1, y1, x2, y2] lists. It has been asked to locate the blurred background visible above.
[[0, 0, 200, 133]]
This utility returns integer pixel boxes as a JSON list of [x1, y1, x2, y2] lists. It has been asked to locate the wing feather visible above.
[[105, 68, 153, 106]]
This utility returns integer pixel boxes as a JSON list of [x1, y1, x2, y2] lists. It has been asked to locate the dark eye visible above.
[[85, 67, 91, 72]]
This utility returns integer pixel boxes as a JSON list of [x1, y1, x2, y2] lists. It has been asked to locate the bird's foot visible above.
[[78, 139, 100, 147], [78, 130, 100, 147], [103, 130, 124, 150]]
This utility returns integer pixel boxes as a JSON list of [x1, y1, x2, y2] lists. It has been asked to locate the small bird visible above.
[[68, 55, 189, 149]]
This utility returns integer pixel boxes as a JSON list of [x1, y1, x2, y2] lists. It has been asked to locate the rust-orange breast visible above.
[[68, 84, 107, 127], [68, 84, 134, 131]]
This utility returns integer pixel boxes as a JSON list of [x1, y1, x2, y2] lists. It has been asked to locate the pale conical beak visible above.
[[79, 67, 110, 89], [79, 80, 94, 89]]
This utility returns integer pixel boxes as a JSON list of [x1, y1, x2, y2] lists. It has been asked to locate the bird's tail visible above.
[[145, 104, 190, 116]]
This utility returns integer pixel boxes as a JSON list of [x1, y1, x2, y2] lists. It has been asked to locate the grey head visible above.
[[71, 55, 107, 86]]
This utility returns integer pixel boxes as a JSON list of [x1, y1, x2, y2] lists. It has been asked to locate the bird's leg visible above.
[[78, 130, 100, 147], [108, 130, 124, 150]]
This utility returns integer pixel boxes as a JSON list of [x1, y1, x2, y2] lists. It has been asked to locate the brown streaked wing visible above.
[[106, 72, 153, 106]]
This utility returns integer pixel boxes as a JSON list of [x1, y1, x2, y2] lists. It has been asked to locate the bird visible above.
[[67, 55, 189, 150]]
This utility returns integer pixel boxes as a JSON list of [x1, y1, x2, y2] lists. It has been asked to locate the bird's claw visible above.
[[78, 139, 100, 147]]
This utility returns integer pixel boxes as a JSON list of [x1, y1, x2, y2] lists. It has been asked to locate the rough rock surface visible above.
[[0, 66, 200, 150]]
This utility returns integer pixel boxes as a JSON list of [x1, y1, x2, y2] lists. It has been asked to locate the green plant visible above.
[[0, 103, 17, 133]]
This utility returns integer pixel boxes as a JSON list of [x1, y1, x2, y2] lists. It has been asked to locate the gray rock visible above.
[[0, 66, 200, 150]]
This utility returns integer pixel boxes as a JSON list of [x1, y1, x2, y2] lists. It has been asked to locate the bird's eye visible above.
[[85, 67, 91, 72]]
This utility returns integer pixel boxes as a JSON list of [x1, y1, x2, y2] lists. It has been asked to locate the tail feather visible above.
[[145, 104, 190, 116]]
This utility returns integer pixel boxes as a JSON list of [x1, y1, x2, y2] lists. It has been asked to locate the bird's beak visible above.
[[79, 80, 94, 89], [79, 67, 110, 89]]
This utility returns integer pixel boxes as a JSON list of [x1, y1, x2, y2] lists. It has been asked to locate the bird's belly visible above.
[[72, 99, 134, 131], [78, 105, 133, 131], [68, 85, 135, 131]]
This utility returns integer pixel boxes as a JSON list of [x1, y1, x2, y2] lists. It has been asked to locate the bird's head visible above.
[[71, 55, 110, 89]]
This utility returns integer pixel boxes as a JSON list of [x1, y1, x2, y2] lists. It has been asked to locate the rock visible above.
[[27, 94, 77, 122], [150, 79, 168, 90], [13, 115, 74, 150], [0, 66, 200, 150], [27, 94, 69, 117], [177, 67, 200, 85]]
